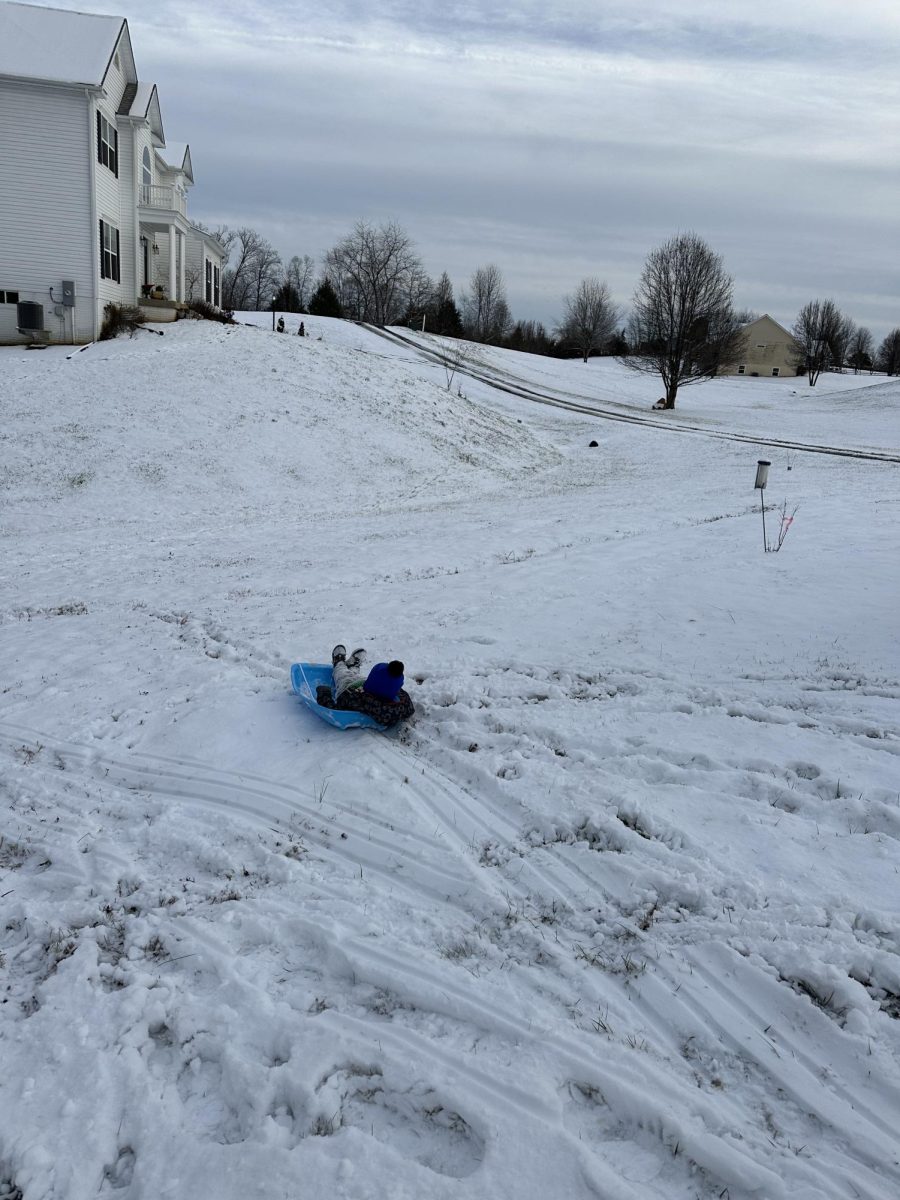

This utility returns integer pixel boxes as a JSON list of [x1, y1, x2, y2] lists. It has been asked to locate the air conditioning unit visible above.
[[17, 301, 44, 332], [17, 301, 50, 347]]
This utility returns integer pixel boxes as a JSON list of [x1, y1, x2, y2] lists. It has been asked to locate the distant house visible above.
[[0, 0, 224, 345], [723, 314, 802, 378]]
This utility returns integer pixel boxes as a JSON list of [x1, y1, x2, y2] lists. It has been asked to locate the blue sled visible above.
[[290, 662, 387, 731]]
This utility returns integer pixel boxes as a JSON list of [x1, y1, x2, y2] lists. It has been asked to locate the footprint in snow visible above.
[[102, 1146, 135, 1190], [312, 1065, 485, 1178]]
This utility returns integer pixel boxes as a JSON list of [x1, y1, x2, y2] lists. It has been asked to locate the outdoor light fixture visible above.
[[152, 242, 160, 255], [755, 460, 771, 551]]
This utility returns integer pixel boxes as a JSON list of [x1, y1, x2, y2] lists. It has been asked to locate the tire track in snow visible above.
[[366, 324, 900, 464]]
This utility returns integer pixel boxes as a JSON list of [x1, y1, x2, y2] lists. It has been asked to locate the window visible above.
[[737, 365, 745, 374], [772, 367, 780, 376], [97, 112, 118, 176], [1, 290, 20, 304], [204, 262, 221, 307], [142, 147, 152, 188], [100, 220, 120, 282]]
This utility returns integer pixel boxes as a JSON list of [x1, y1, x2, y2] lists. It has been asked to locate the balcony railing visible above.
[[139, 184, 186, 216]]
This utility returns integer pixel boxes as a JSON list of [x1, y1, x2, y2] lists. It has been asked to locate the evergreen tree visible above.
[[273, 282, 301, 312], [427, 272, 464, 337], [308, 278, 344, 319]]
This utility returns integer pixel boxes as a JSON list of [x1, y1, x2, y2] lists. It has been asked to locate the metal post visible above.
[[755, 460, 771, 553]]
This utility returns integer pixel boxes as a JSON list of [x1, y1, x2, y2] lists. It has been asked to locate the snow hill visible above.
[[2, 316, 899, 1200]]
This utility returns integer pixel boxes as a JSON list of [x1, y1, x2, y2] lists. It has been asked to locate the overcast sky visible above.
[[63, 1, 900, 337]]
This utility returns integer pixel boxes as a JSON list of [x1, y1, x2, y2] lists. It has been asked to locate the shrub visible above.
[[185, 298, 235, 324], [99, 303, 146, 341]]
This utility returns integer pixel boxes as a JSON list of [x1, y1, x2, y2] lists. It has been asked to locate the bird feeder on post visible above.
[[755, 460, 771, 551]]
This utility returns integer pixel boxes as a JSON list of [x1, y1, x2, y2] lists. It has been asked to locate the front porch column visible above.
[[134, 228, 143, 303], [168, 223, 177, 300], [179, 231, 185, 302]]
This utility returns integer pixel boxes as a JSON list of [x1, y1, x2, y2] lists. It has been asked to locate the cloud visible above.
[[37, 0, 900, 339]]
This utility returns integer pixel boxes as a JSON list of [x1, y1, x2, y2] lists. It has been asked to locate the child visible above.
[[317, 645, 414, 728]]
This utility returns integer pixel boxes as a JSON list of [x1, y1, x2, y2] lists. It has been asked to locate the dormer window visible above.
[[97, 112, 118, 177]]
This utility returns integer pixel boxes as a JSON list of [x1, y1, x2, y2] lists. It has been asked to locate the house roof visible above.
[[124, 80, 165, 142], [0, 1, 126, 87], [157, 141, 193, 182], [190, 223, 226, 256], [741, 313, 797, 341]]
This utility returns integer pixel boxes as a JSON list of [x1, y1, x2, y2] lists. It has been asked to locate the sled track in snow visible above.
[[5, 721, 900, 1197], [360, 323, 900, 465]]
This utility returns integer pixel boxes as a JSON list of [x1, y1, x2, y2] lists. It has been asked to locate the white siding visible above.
[[184, 231, 223, 303], [101, 40, 130, 112], [115, 114, 137, 304], [94, 95, 127, 312], [145, 229, 188, 299], [0, 80, 95, 344], [92, 33, 139, 316], [184, 234, 203, 300]]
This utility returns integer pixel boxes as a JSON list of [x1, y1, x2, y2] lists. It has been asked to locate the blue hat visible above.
[[364, 661, 404, 701]]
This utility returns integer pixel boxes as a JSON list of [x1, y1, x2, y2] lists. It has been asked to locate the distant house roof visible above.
[[741, 313, 796, 341], [0, 1, 126, 87]]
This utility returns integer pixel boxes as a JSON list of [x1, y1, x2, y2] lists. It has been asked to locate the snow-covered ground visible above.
[[2, 315, 899, 1200]]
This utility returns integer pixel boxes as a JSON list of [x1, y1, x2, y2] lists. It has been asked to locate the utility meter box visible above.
[[62, 280, 76, 306]]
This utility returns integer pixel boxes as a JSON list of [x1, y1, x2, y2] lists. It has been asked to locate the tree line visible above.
[[210, 220, 900, 408]]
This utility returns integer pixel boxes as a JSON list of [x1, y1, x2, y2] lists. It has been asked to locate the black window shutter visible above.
[[97, 111, 102, 164], [99, 218, 104, 278], [113, 128, 119, 178], [115, 228, 120, 282]]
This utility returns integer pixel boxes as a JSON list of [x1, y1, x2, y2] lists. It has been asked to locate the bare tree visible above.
[[435, 336, 473, 393], [249, 239, 283, 311], [847, 326, 874, 373], [876, 328, 900, 375], [401, 265, 434, 327], [285, 254, 316, 311], [460, 264, 511, 343], [221, 227, 281, 312], [324, 220, 423, 326], [828, 313, 856, 373], [506, 319, 555, 355], [184, 262, 202, 301], [622, 232, 743, 408], [558, 278, 620, 362], [792, 299, 845, 386]]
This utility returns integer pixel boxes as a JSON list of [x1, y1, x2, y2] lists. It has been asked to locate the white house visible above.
[[0, 0, 224, 345]]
